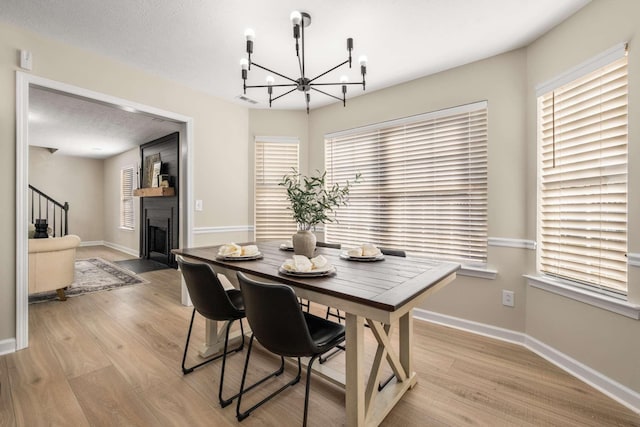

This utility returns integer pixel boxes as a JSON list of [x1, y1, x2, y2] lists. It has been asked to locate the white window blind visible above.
[[325, 101, 488, 264], [255, 137, 299, 240], [538, 52, 628, 295], [120, 166, 135, 229]]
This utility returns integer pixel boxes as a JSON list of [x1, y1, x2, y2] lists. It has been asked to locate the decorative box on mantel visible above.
[[133, 187, 175, 197]]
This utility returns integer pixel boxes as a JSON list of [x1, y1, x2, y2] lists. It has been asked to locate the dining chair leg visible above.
[[219, 319, 246, 407], [182, 309, 245, 375], [236, 336, 301, 422], [325, 307, 344, 323], [303, 355, 320, 427], [378, 373, 395, 391], [318, 343, 345, 364]]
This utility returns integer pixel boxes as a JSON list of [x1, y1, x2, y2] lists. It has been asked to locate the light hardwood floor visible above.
[[1, 245, 639, 426]]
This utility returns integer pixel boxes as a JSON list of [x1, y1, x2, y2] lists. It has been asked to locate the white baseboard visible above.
[[79, 240, 138, 257], [101, 241, 138, 257], [0, 338, 16, 356], [79, 240, 104, 247], [413, 308, 640, 415], [524, 335, 640, 414]]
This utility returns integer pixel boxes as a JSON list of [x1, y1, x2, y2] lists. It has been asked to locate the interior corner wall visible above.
[[28, 147, 105, 242], [1, 21, 250, 343], [308, 48, 529, 333], [524, 0, 640, 393]]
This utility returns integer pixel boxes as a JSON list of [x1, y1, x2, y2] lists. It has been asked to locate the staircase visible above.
[[28, 185, 69, 236]]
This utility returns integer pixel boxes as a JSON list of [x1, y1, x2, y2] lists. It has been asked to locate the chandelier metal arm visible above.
[[308, 59, 350, 84], [310, 86, 343, 102], [271, 87, 299, 103], [311, 81, 365, 87], [250, 62, 298, 84], [245, 83, 297, 89]]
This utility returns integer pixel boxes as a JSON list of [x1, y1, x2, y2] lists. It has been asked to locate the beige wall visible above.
[[1, 22, 249, 341], [524, 0, 640, 391], [310, 49, 529, 332], [103, 147, 140, 253], [29, 147, 105, 242]]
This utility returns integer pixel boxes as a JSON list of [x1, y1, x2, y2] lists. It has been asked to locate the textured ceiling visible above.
[[29, 87, 182, 159], [2, 0, 591, 157]]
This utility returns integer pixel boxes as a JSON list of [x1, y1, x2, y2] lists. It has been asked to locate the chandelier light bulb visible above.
[[244, 28, 255, 41], [358, 55, 368, 66], [266, 75, 275, 86], [340, 75, 349, 84], [290, 11, 302, 26], [240, 58, 249, 70]]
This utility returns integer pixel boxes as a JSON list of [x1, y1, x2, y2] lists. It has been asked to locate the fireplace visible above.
[[138, 132, 179, 268], [142, 206, 177, 267]]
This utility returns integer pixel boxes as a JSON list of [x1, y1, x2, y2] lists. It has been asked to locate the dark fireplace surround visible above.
[[139, 133, 179, 268]]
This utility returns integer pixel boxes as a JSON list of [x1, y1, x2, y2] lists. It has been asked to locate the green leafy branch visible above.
[[279, 169, 362, 231]]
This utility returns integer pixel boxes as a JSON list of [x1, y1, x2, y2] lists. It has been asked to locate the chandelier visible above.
[[240, 11, 368, 113]]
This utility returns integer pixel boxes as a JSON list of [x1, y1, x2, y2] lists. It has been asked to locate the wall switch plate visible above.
[[20, 50, 33, 70], [502, 290, 515, 307], [195, 199, 203, 211]]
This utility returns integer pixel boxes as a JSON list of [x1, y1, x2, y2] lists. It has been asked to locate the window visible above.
[[537, 44, 628, 296], [120, 166, 135, 229], [325, 101, 488, 264], [255, 137, 299, 240]]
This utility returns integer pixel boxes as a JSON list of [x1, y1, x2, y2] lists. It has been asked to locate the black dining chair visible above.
[[177, 256, 248, 407], [316, 241, 341, 249], [235, 272, 346, 426], [380, 247, 407, 258]]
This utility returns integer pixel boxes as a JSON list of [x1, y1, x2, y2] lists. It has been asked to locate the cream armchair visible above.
[[28, 234, 81, 300]]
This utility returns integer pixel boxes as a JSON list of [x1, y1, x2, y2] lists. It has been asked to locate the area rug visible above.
[[113, 258, 172, 274], [29, 257, 149, 303]]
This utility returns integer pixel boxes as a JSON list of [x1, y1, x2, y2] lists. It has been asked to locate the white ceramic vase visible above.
[[292, 230, 316, 258]]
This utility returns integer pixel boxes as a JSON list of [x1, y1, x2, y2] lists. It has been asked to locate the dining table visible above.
[[173, 241, 460, 426]]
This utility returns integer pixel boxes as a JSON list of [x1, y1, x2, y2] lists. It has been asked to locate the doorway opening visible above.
[[15, 72, 194, 351]]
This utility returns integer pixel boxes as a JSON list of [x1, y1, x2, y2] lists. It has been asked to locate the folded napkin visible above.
[[282, 255, 329, 272], [242, 245, 259, 256], [218, 243, 242, 257], [347, 243, 381, 257], [310, 255, 328, 269], [218, 243, 260, 257]]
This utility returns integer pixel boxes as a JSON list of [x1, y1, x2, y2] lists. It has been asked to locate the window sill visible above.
[[459, 265, 497, 280], [524, 274, 640, 319], [119, 226, 135, 232]]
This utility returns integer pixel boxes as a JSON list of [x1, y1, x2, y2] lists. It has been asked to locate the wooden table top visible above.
[[173, 241, 459, 313]]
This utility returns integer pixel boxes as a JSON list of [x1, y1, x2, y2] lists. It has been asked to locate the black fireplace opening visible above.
[[148, 225, 168, 256], [144, 214, 175, 267]]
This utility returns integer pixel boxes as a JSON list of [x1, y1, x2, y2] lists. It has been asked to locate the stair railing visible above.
[[28, 185, 69, 236]]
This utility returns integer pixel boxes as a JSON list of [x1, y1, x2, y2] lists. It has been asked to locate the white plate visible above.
[[279, 243, 294, 251], [216, 253, 263, 261], [340, 251, 385, 262], [278, 264, 336, 277]]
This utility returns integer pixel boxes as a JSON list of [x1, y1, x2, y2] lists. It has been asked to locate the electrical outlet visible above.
[[502, 290, 515, 307]]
